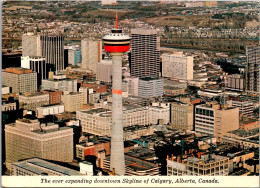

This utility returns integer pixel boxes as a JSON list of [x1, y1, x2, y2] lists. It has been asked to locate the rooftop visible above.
[[105, 155, 157, 172], [228, 128, 259, 138], [140, 77, 160, 81], [39, 103, 63, 108], [4, 67, 34, 74], [240, 118, 259, 124], [32, 126, 71, 134], [12, 158, 82, 176], [20, 92, 49, 97]]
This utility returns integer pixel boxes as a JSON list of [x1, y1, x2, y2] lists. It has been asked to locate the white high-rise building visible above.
[[138, 77, 163, 98], [162, 52, 193, 80], [96, 60, 112, 83], [22, 33, 41, 57], [81, 39, 102, 74]]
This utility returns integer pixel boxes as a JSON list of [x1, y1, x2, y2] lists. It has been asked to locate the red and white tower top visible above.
[[102, 13, 131, 53]]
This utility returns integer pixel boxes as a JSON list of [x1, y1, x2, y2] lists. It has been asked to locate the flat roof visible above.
[[139, 77, 160, 81], [105, 155, 157, 172], [12, 158, 82, 175], [32, 126, 71, 134]]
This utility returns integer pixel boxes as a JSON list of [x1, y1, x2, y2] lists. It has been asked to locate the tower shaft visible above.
[[110, 54, 125, 175]]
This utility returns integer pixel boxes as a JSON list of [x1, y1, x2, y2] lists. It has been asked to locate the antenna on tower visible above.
[[115, 12, 118, 29]]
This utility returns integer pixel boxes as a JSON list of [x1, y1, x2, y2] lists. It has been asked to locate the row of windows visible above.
[[196, 108, 214, 117]]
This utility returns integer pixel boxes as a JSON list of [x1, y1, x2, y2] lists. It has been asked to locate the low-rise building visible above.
[[103, 155, 159, 176], [36, 103, 65, 118], [2, 101, 16, 112], [167, 154, 229, 176], [10, 158, 84, 176], [239, 117, 259, 130], [42, 75, 77, 93], [195, 102, 239, 141], [61, 92, 83, 112], [41, 90, 63, 104], [222, 128, 259, 148], [124, 125, 154, 141], [19, 93, 49, 111], [77, 105, 151, 136], [76, 139, 111, 160], [149, 105, 170, 125], [163, 86, 186, 96], [231, 98, 254, 117], [138, 77, 163, 98]]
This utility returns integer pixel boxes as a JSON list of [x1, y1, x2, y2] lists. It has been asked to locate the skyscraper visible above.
[[40, 35, 65, 72], [81, 39, 102, 74], [22, 33, 41, 57], [130, 29, 160, 78], [246, 45, 259, 92]]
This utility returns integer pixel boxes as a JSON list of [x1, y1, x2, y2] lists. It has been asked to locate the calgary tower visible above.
[[102, 13, 131, 175]]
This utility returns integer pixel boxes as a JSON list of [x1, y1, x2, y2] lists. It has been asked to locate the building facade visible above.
[[5, 118, 73, 169], [2, 101, 16, 112], [130, 29, 160, 78], [231, 98, 254, 117], [138, 77, 163, 98], [41, 90, 63, 104], [225, 74, 245, 91], [195, 103, 239, 141], [21, 56, 47, 86], [19, 93, 50, 111], [162, 53, 193, 80], [167, 154, 229, 176], [81, 39, 102, 74], [246, 45, 259, 92], [36, 103, 65, 118], [2, 68, 37, 94], [96, 60, 112, 83], [76, 105, 151, 136], [61, 92, 83, 112], [124, 77, 139, 97], [22, 33, 41, 57], [68, 48, 81, 66], [40, 35, 65, 72], [42, 77, 77, 93], [170, 102, 194, 131], [149, 106, 170, 125]]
